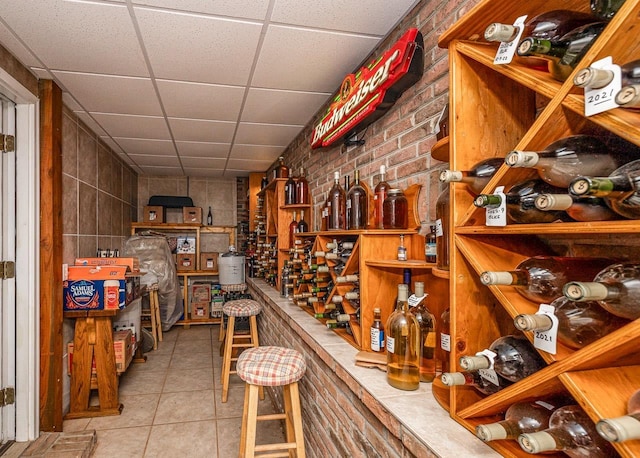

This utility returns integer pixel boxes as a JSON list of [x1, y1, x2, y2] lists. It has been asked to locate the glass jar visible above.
[[383, 189, 408, 229]]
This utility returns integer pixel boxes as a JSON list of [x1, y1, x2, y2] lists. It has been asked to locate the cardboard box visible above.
[[75, 257, 140, 273], [190, 282, 211, 302], [144, 206, 165, 223], [211, 298, 224, 319], [183, 207, 202, 224], [63, 265, 139, 311], [191, 301, 209, 320], [200, 252, 219, 271], [176, 236, 196, 254], [176, 254, 196, 271], [67, 329, 133, 375]]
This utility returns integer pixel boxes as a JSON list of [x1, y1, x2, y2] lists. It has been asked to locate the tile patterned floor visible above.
[[63, 325, 285, 458]]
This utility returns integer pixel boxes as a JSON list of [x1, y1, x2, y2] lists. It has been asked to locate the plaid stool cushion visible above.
[[221, 283, 247, 292], [223, 299, 261, 317], [237, 346, 306, 387]]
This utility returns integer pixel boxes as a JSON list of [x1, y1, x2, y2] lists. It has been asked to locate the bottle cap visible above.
[[480, 271, 513, 285], [476, 423, 508, 442], [440, 170, 463, 183], [440, 372, 465, 386], [484, 23, 517, 42], [616, 84, 640, 107], [414, 282, 425, 297], [573, 67, 614, 89], [535, 193, 572, 211], [514, 313, 553, 332], [505, 151, 539, 167], [563, 281, 608, 301], [380, 165, 386, 175], [597, 416, 640, 442], [459, 355, 490, 371], [518, 431, 556, 453]]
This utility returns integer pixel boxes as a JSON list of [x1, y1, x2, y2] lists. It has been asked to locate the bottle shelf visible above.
[[431, 136, 450, 162], [365, 259, 435, 269]]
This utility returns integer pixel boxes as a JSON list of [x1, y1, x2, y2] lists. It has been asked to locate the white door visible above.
[[0, 94, 17, 443]]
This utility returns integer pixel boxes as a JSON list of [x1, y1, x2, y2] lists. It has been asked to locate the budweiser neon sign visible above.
[[311, 28, 423, 149]]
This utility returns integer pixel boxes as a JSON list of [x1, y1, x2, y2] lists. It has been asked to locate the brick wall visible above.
[[236, 177, 249, 251]]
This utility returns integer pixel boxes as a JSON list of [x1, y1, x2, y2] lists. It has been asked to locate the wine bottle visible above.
[[344, 175, 351, 229], [386, 284, 420, 391], [435, 186, 450, 270], [207, 206, 213, 225], [439, 157, 504, 195], [563, 262, 640, 320], [409, 282, 437, 383], [374, 165, 390, 229], [347, 169, 368, 230], [436, 103, 449, 140], [474, 179, 567, 224], [597, 388, 640, 442], [328, 171, 346, 230], [440, 370, 511, 396], [370, 307, 385, 352], [297, 210, 309, 233], [425, 225, 437, 263], [276, 156, 289, 178], [504, 135, 622, 188], [574, 58, 640, 91], [458, 334, 546, 383], [517, 22, 607, 82], [438, 307, 450, 373], [260, 175, 268, 189], [569, 158, 640, 219], [534, 193, 619, 222], [591, 0, 627, 20], [336, 273, 359, 284], [476, 399, 568, 442], [518, 405, 616, 457], [288, 211, 298, 249], [296, 167, 309, 204], [481, 255, 613, 303], [284, 173, 296, 205], [514, 296, 629, 349]]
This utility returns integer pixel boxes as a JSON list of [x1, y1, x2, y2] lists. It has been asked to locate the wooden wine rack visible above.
[[439, 0, 640, 456]]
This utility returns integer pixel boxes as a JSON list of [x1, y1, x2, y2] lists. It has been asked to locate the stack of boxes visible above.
[[190, 282, 211, 320], [211, 284, 224, 319], [176, 236, 197, 272]]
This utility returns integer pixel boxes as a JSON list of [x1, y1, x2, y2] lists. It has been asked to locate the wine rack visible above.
[[439, 0, 640, 456]]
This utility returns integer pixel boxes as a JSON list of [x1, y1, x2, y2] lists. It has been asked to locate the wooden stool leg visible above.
[[152, 291, 163, 344], [241, 384, 260, 458], [221, 316, 236, 403], [239, 383, 250, 458], [249, 315, 264, 400], [289, 382, 305, 457], [283, 383, 295, 456]]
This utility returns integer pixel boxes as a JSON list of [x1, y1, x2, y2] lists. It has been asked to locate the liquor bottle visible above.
[[321, 194, 329, 231], [516, 22, 607, 82], [344, 174, 351, 230], [480, 256, 613, 304], [276, 156, 289, 178], [440, 370, 511, 396], [597, 388, 640, 442], [260, 175, 268, 189], [383, 189, 408, 229], [409, 282, 437, 383], [207, 206, 213, 225], [458, 334, 546, 383], [518, 405, 616, 457], [591, 0, 627, 20], [563, 262, 640, 320], [439, 158, 504, 195], [438, 307, 451, 373], [504, 135, 622, 188], [397, 234, 407, 261], [284, 174, 297, 205], [569, 158, 640, 219], [425, 225, 437, 263], [296, 167, 309, 204], [574, 58, 640, 90], [328, 171, 346, 230], [297, 210, 309, 233], [476, 399, 567, 442], [336, 273, 359, 284], [370, 307, 385, 352], [347, 169, 368, 230], [435, 186, 450, 270], [288, 211, 298, 249], [386, 284, 420, 390], [474, 179, 567, 224], [374, 165, 390, 229], [280, 261, 291, 298], [534, 193, 619, 222], [514, 296, 629, 349]]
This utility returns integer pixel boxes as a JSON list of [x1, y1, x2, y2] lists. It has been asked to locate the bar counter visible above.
[[247, 278, 501, 457]]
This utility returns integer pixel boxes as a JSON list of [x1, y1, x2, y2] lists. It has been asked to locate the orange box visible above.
[[191, 301, 209, 320], [183, 207, 202, 224], [67, 329, 133, 374], [64, 266, 140, 311], [200, 252, 218, 271], [176, 254, 196, 271], [75, 257, 140, 273], [144, 206, 165, 223]]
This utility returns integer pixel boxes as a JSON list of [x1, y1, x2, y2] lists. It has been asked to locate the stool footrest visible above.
[[255, 443, 297, 452], [257, 413, 286, 421], [253, 452, 292, 458], [231, 343, 254, 348]]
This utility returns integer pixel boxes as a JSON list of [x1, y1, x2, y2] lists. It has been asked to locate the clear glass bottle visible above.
[[591, 0, 627, 20], [435, 186, 450, 270], [328, 171, 346, 230], [297, 210, 309, 233], [347, 169, 368, 230], [425, 225, 437, 263], [284, 173, 296, 205], [480, 255, 613, 304], [276, 156, 289, 178], [386, 284, 420, 391], [597, 388, 640, 442], [440, 370, 511, 396], [374, 165, 390, 229], [296, 167, 309, 204], [534, 193, 619, 222], [383, 189, 408, 229], [563, 262, 640, 320], [288, 211, 298, 249], [438, 307, 451, 373], [514, 296, 629, 349], [370, 307, 385, 353], [439, 158, 504, 195], [518, 405, 616, 457], [397, 234, 407, 261], [409, 282, 437, 383]]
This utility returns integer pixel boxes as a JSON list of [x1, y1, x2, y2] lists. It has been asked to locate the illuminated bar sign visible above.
[[311, 28, 423, 149]]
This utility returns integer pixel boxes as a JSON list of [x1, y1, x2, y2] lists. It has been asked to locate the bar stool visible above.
[[221, 298, 261, 403], [237, 346, 307, 458], [218, 283, 248, 343]]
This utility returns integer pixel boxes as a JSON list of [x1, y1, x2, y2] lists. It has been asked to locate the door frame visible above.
[[0, 67, 39, 442]]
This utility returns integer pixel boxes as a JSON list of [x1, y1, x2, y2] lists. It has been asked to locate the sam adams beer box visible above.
[[63, 265, 140, 312]]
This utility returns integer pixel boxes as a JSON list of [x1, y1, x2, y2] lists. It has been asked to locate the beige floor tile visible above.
[[214, 385, 278, 419], [153, 390, 215, 424], [169, 351, 213, 370], [138, 352, 173, 372], [216, 416, 286, 458], [163, 367, 215, 393], [62, 417, 91, 432], [119, 368, 166, 396], [176, 325, 214, 341], [144, 420, 217, 458], [87, 393, 160, 431], [173, 338, 213, 355], [159, 327, 179, 342], [91, 425, 151, 458]]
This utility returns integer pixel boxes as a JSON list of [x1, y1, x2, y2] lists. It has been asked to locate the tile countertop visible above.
[[247, 278, 501, 458]]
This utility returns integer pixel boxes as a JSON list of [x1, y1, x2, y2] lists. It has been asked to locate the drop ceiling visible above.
[[0, 0, 420, 177]]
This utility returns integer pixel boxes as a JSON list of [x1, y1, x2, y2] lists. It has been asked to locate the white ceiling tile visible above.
[[157, 80, 245, 121], [180, 157, 226, 168], [176, 142, 230, 158], [226, 158, 274, 172], [235, 123, 302, 147], [1, 1, 148, 75], [0, 22, 41, 68], [184, 168, 225, 177], [75, 112, 109, 137], [62, 93, 82, 111], [138, 166, 184, 176], [113, 138, 176, 155], [169, 118, 236, 143], [99, 136, 124, 153], [271, 0, 418, 35], [230, 144, 284, 161], [54, 72, 163, 115], [91, 113, 171, 139], [242, 88, 330, 125], [130, 0, 270, 20], [129, 154, 181, 167], [252, 25, 380, 92], [134, 7, 262, 85]]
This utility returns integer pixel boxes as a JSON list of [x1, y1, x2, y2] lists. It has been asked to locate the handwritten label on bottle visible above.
[[435, 218, 444, 237], [584, 56, 622, 116], [486, 186, 507, 226], [386, 336, 396, 354], [493, 15, 527, 65], [477, 349, 500, 386], [533, 303, 559, 354], [441, 333, 451, 351]]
